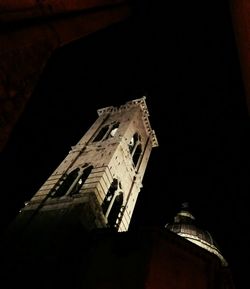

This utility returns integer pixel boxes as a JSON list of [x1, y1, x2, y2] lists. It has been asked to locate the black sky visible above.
[[0, 1, 249, 288]]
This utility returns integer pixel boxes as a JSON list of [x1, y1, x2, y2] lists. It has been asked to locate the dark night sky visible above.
[[0, 1, 249, 288]]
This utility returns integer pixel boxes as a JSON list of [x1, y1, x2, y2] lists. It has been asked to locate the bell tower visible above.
[[13, 97, 158, 234]]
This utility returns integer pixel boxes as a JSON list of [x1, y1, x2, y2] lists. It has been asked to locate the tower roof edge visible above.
[[97, 97, 159, 147]]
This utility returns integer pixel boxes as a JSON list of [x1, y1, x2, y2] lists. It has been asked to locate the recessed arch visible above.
[[52, 168, 80, 198], [70, 165, 93, 195], [108, 191, 124, 228], [129, 132, 140, 154], [52, 165, 94, 198], [108, 122, 119, 138], [93, 122, 120, 142], [93, 125, 110, 142], [132, 143, 142, 168], [102, 179, 118, 214]]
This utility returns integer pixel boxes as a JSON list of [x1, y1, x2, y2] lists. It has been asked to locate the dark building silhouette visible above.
[[0, 0, 131, 151]]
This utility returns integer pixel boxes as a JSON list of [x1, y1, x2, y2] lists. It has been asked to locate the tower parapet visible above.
[[97, 97, 158, 148]]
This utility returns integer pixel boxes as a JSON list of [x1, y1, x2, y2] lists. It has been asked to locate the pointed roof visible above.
[[165, 203, 228, 266]]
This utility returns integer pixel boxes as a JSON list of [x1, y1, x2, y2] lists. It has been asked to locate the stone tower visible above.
[[14, 97, 158, 234]]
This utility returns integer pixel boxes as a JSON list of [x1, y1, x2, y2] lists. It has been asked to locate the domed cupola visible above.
[[165, 203, 228, 266]]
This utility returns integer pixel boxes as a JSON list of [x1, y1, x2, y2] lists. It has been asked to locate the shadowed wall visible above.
[[0, 0, 131, 151]]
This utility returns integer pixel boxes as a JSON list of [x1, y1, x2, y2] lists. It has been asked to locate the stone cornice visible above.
[[97, 96, 159, 147]]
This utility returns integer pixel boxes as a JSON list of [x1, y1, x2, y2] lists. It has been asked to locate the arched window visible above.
[[70, 165, 93, 196], [93, 125, 109, 142], [102, 179, 118, 214], [129, 133, 139, 153], [108, 122, 119, 138], [132, 144, 142, 167], [108, 192, 123, 228], [93, 122, 120, 143], [52, 165, 94, 198], [128, 133, 142, 168], [52, 168, 80, 198]]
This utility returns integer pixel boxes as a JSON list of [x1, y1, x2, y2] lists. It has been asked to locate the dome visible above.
[[165, 203, 228, 266]]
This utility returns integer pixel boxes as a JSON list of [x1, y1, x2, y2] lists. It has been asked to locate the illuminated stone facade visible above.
[[17, 97, 158, 232]]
